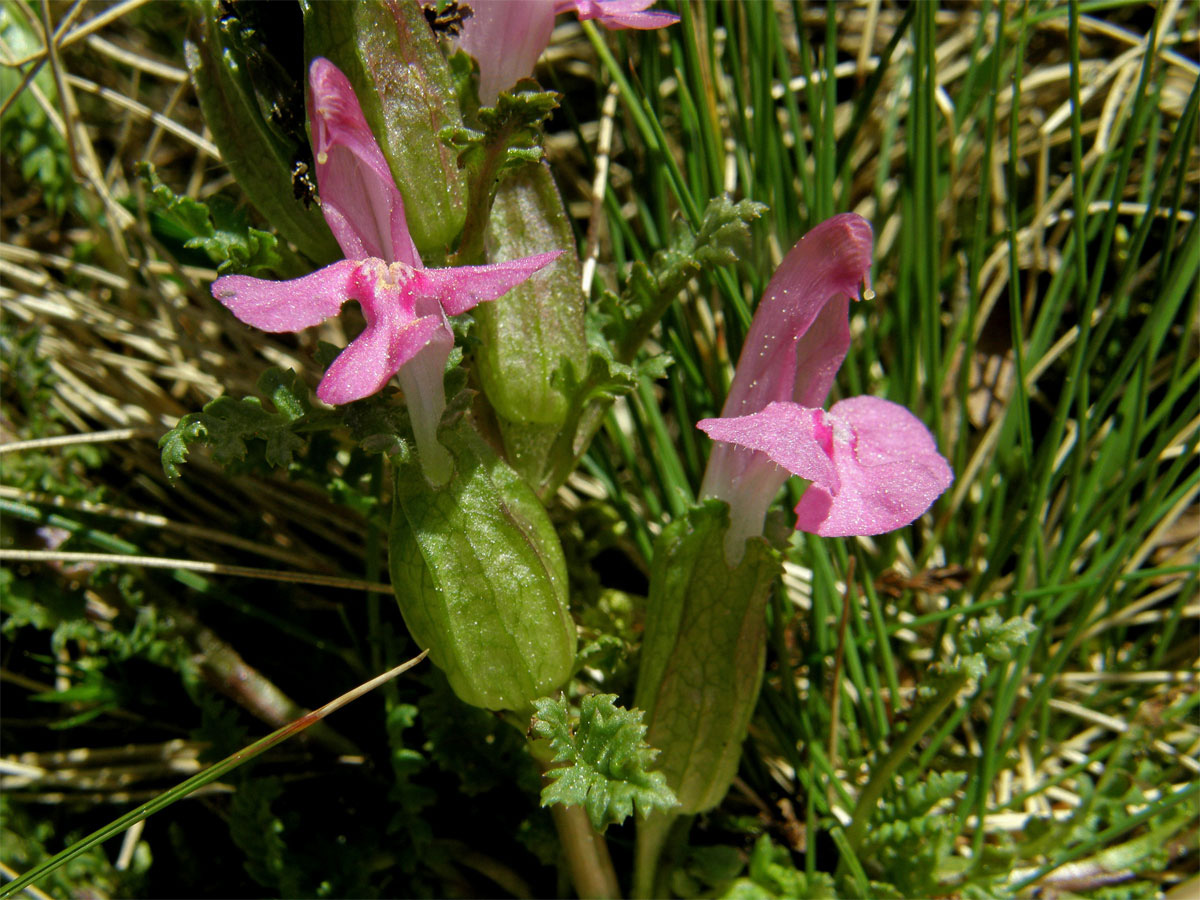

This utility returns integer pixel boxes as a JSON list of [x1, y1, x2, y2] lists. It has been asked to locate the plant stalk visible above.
[[524, 722, 621, 899], [549, 801, 621, 899]]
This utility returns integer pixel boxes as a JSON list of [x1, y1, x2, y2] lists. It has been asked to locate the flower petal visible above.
[[722, 213, 872, 418], [699, 402, 839, 496], [793, 396, 953, 537], [308, 58, 420, 267], [317, 314, 448, 406], [212, 259, 361, 332], [700, 397, 952, 537], [455, 0, 556, 106], [563, 0, 680, 28], [417, 251, 563, 316]]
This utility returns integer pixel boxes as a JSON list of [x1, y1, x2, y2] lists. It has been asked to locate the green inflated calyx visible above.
[[474, 163, 588, 490], [477, 163, 585, 426], [388, 417, 576, 712], [632, 501, 781, 897], [302, 0, 467, 261]]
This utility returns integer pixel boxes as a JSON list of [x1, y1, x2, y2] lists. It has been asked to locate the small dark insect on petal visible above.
[[424, 1, 473, 36], [291, 160, 317, 208]]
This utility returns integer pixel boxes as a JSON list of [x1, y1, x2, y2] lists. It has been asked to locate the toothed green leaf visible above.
[[962, 611, 1037, 662], [159, 368, 312, 480], [596, 196, 766, 361], [532, 693, 678, 832], [138, 162, 284, 276], [442, 81, 559, 187]]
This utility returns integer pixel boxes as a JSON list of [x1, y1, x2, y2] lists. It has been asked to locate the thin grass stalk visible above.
[[0, 653, 427, 899], [964, 0, 1036, 847], [955, 0, 1007, 483]]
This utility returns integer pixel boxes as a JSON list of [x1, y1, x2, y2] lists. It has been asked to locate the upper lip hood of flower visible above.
[[306, 57, 421, 267], [722, 212, 874, 418]]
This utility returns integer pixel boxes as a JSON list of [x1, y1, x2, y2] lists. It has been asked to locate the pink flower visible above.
[[212, 59, 560, 483], [455, 0, 679, 106], [562, 0, 682, 29], [696, 214, 952, 561]]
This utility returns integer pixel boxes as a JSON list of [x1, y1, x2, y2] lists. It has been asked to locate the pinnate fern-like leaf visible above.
[[531, 693, 678, 831], [159, 368, 312, 480]]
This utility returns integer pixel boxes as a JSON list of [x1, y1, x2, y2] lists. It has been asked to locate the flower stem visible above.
[[549, 801, 622, 899], [525, 722, 621, 898], [632, 811, 675, 899]]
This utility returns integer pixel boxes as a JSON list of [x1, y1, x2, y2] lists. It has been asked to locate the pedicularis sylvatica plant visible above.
[[158, 2, 1006, 896]]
